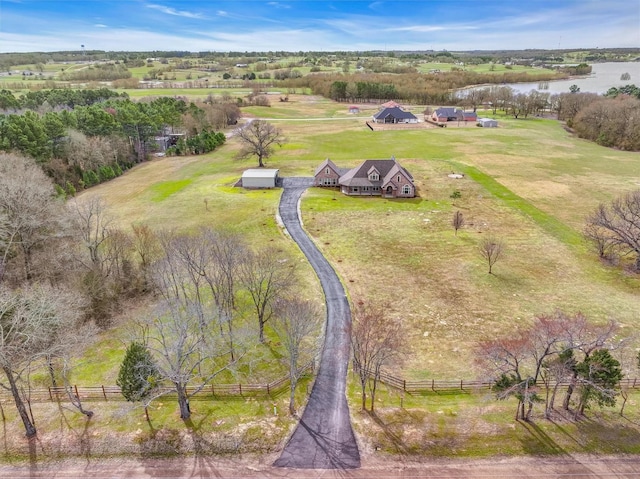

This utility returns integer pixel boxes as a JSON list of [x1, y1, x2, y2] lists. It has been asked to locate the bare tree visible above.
[[153, 229, 246, 358], [234, 120, 284, 167], [585, 190, 640, 271], [142, 300, 237, 420], [240, 247, 296, 343], [0, 284, 84, 437], [0, 152, 67, 284], [351, 301, 402, 412], [478, 236, 505, 274], [68, 196, 113, 272], [272, 298, 322, 415], [452, 211, 465, 236], [477, 335, 538, 421]]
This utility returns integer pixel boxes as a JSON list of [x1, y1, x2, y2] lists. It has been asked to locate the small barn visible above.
[[242, 169, 279, 188], [348, 105, 360, 114], [477, 118, 498, 128]]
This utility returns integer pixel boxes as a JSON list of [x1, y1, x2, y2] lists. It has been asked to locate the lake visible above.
[[501, 62, 640, 94]]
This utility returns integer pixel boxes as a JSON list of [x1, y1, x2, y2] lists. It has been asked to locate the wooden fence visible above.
[[0, 363, 314, 405], [4, 364, 639, 405], [361, 369, 640, 394]]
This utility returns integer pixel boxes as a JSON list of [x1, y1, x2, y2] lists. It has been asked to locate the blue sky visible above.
[[0, 0, 638, 53]]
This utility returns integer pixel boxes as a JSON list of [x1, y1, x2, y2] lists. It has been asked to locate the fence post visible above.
[[239, 384, 242, 396], [74, 384, 79, 398], [267, 383, 270, 396], [460, 380, 463, 390], [403, 379, 406, 391], [432, 379, 435, 392], [102, 385, 107, 400], [48, 387, 52, 401], [211, 384, 215, 396]]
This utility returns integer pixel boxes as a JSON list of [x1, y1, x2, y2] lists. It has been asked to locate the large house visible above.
[[431, 107, 477, 123], [372, 106, 418, 124], [314, 157, 415, 198]]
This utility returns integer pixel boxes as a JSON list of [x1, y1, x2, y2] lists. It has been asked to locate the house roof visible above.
[[314, 158, 350, 177], [462, 111, 478, 119], [372, 107, 417, 121], [338, 158, 413, 188], [380, 100, 401, 109], [434, 107, 462, 118], [242, 168, 279, 179]]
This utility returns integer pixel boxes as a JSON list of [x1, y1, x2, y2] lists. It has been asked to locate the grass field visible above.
[[44, 94, 640, 460], [78, 95, 640, 381]]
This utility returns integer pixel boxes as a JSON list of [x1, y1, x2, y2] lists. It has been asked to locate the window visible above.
[[402, 184, 412, 195], [326, 168, 330, 175], [369, 173, 379, 181], [397, 175, 401, 183]]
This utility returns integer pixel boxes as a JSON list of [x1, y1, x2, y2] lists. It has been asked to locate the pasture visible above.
[[80, 95, 640, 381]]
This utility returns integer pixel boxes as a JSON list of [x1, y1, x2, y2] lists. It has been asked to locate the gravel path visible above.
[[273, 177, 361, 469]]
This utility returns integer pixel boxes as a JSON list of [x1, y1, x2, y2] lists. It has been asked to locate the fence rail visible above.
[[0, 363, 314, 404], [4, 366, 639, 405], [359, 369, 640, 395]]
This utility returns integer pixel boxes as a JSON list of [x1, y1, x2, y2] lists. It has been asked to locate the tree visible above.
[[478, 236, 505, 274], [585, 190, 640, 271], [272, 298, 321, 415], [452, 211, 465, 236], [477, 335, 536, 420], [240, 247, 296, 343], [351, 301, 402, 412], [234, 120, 284, 167], [0, 152, 66, 284], [0, 284, 82, 437], [117, 341, 159, 419], [142, 299, 239, 420], [574, 349, 622, 418]]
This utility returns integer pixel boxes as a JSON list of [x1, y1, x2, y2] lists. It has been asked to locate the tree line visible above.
[[282, 70, 566, 104], [0, 90, 234, 194], [477, 311, 630, 421]]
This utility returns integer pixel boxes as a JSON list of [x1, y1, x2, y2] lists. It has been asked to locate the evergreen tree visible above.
[[575, 349, 623, 415], [117, 341, 159, 404]]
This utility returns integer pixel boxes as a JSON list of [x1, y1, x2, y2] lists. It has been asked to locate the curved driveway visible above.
[[273, 178, 361, 469]]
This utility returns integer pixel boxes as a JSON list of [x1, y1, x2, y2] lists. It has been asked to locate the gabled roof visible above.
[[462, 111, 478, 119], [338, 158, 413, 187], [434, 107, 462, 118], [314, 158, 339, 176], [372, 107, 417, 121], [380, 100, 401, 109]]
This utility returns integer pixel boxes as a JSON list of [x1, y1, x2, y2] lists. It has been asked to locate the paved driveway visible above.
[[273, 178, 360, 469]]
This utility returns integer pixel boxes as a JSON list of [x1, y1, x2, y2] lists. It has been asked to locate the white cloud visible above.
[[267, 2, 291, 9], [94, 24, 108, 28], [146, 3, 205, 19]]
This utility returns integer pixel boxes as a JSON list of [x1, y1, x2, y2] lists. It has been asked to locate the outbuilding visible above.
[[477, 118, 498, 128], [241, 168, 280, 188]]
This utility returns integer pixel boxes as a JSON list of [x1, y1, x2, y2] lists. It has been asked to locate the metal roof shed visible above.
[[477, 118, 498, 128], [242, 169, 280, 188]]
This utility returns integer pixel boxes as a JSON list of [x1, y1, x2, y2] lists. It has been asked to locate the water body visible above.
[[500, 62, 640, 94]]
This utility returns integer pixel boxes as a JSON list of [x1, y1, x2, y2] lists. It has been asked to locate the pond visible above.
[[467, 62, 640, 95]]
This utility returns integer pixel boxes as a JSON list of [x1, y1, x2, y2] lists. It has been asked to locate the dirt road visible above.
[[2, 454, 639, 478]]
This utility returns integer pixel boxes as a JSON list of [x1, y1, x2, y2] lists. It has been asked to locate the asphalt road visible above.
[[272, 178, 361, 469]]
